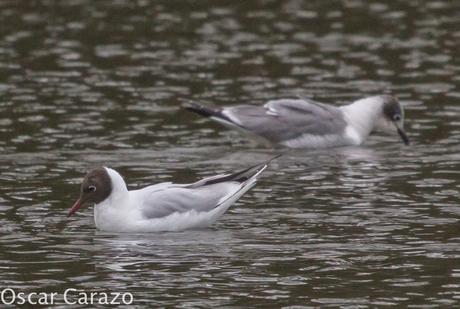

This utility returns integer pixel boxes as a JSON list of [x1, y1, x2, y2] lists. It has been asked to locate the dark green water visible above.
[[1, 0, 460, 307]]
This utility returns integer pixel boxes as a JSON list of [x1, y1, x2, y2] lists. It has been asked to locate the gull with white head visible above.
[[185, 95, 410, 149]]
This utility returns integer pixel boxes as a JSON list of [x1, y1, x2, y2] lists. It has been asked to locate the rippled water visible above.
[[1, 0, 460, 307]]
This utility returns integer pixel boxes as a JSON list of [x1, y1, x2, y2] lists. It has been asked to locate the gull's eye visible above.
[[393, 114, 401, 121], [88, 186, 96, 192]]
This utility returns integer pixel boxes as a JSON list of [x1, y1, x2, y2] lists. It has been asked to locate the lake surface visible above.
[[1, 0, 460, 307]]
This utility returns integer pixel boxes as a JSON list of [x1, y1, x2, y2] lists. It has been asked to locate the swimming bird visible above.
[[67, 161, 271, 232], [185, 95, 410, 148]]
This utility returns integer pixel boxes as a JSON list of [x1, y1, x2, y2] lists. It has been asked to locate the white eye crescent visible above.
[[88, 186, 96, 192], [393, 114, 401, 121]]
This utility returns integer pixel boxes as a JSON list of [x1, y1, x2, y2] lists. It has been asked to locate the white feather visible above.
[[93, 167, 262, 232]]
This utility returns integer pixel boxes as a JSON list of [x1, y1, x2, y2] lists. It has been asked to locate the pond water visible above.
[[1, 0, 460, 307]]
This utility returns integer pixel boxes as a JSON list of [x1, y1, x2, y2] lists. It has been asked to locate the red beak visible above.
[[68, 198, 82, 217]]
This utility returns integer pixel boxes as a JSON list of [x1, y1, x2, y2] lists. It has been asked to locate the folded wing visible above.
[[139, 161, 268, 220], [186, 99, 347, 143], [227, 99, 347, 142]]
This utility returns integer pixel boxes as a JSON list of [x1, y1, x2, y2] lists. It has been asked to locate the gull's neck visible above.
[[101, 167, 129, 208], [94, 168, 130, 230], [340, 96, 384, 143]]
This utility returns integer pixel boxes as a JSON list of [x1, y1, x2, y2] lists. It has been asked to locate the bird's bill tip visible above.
[[397, 127, 410, 145], [67, 198, 82, 217]]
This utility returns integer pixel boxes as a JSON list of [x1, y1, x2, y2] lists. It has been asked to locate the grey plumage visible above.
[[186, 99, 347, 143], [138, 161, 269, 220], [231, 99, 347, 141], [185, 95, 409, 148]]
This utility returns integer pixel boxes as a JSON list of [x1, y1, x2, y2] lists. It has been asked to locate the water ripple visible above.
[[0, 0, 460, 307]]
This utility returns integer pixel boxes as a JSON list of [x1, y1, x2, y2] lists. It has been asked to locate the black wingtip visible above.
[[199, 156, 280, 187], [183, 101, 218, 118], [267, 154, 282, 163], [233, 155, 281, 183], [254, 154, 281, 178]]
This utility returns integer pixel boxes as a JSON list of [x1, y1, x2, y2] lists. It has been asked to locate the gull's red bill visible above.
[[68, 198, 82, 217]]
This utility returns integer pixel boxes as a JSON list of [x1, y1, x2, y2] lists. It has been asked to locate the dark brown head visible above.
[[68, 167, 112, 217], [379, 95, 410, 145], [382, 95, 403, 122]]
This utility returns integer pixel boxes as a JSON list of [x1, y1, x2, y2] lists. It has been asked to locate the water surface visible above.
[[1, 0, 460, 307]]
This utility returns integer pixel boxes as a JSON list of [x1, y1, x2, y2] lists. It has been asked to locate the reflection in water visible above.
[[1, 0, 460, 307]]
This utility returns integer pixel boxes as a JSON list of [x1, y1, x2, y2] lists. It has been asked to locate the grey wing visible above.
[[224, 99, 347, 142], [139, 181, 243, 219], [139, 160, 268, 220]]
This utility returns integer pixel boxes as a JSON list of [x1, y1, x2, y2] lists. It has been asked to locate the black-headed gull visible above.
[[185, 95, 410, 148], [67, 160, 272, 232]]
